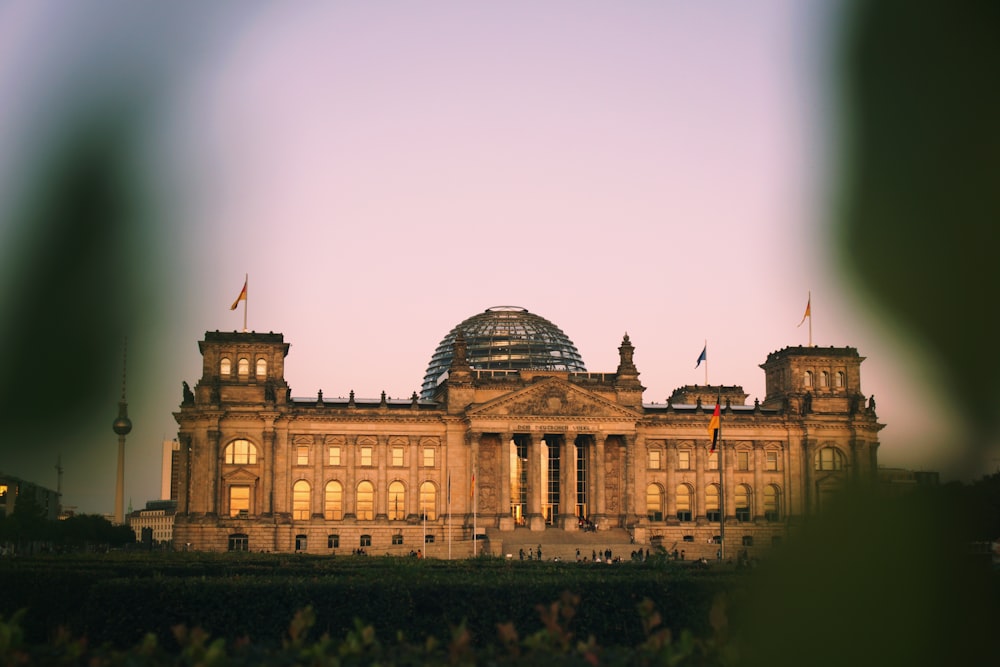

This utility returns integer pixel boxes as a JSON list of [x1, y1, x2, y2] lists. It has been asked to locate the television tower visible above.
[[112, 339, 132, 524]]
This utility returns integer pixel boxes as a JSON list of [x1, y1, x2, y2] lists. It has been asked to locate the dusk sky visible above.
[[0, 1, 967, 516]]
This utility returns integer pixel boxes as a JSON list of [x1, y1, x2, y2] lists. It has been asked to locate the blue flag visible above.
[[695, 344, 707, 369]]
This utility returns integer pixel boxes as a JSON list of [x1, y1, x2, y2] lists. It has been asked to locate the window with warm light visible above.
[[238, 358, 250, 375], [816, 447, 845, 471], [324, 480, 343, 520], [420, 481, 436, 520], [737, 450, 750, 471], [388, 481, 405, 520], [256, 358, 267, 377], [229, 485, 250, 517], [296, 446, 309, 466], [391, 447, 404, 467], [225, 439, 258, 465], [678, 450, 691, 470], [706, 484, 720, 522], [292, 480, 310, 520], [328, 446, 341, 466], [648, 450, 661, 469], [360, 447, 373, 467], [356, 481, 374, 520], [220, 358, 231, 376], [676, 484, 692, 522], [646, 483, 663, 521], [765, 451, 779, 471], [423, 447, 435, 467]]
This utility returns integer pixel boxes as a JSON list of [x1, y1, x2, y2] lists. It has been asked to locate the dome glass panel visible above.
[[420, 306, 586, 398]]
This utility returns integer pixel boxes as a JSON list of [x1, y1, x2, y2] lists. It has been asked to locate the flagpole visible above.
[[703, 339, 708, 385], [472, 468, 477, 558], [808, 293, 813, 347], [243, 273, 248, 333], [719, 399, 725, 563]]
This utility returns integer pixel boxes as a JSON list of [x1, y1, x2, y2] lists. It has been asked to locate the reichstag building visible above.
[[172, 306, 882, 557]]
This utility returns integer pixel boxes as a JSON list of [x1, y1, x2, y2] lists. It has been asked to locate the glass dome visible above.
[[420, 306, 587, 398]]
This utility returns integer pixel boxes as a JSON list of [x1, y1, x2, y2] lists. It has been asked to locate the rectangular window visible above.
[[648, 450, 661, 470], [296, 446, 309, 466], [392, 534, 404, 545], [328, 534, 339, 549], [360, 446, 373, 466], [391, 447, 404, 467], [229, 485, 250, 517], [423, 447, 435, 467], [765, 451, 779, 471], [708, 451, 719, 471], [678, 451, 691, 470], [328, 446, 341, 466], [360, 534, 372, 547], [737, 451, 750, 471]]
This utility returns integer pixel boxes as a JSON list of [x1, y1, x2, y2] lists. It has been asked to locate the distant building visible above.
[[878, 466, 940, 497], [173, 306, 884, 556], [0, 473, 60, 520], [161, 439, 180, 500], [127, 499, 177, 545]]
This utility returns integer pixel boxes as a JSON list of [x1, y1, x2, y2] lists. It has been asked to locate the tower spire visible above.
[[112, 338, 132, 524]]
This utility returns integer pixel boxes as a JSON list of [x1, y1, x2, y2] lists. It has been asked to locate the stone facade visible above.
[[172, 328, 883, 557]]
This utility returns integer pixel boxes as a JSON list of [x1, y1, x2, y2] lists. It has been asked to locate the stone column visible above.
[[560, 435, 578, 530], [499, 433, 514, 530], [665, 440, 677, 521], [313, 437, 324, 519], [695, 442, 706, 521], [262, 430, 275, 516], [208, 429, 221, 516], [343, 437, 356, 520], [753, 441, 764, 520], [593, 434, 607, 525], [527, 434, 544, 530], [375, 435, 388, 521], [408, 438, 420, 520]]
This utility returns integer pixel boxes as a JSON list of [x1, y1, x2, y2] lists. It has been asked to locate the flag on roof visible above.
[[708, 401, 720, 453]]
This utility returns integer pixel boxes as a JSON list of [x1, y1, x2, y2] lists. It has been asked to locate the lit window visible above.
[[420, 481, 436, 520], [648, 450, 661, 470], [392, 447, 404, 467], [256, 358, 267, 377], [225, 439, 258, 465], [676, 484, 692, 522], [360, 446, 373, 466], [646, 484, 663, 521], [706, 484, 720, 522], [678, 450, 691, 470], [708, 450, 719, 471], [356, 481, 374, 520], [836, 371, 846, 388], [292, 480, 310, 520], [238, 358, 250, 375], [388, 481, 405, 520], [804, 371, 813, 387], [220, 358, 231, 376], [423, 447, 435, 467], [229, 485, 250, 517], [735, 484, 751, 521], [328, 446, 341, 466], [765, 451, 779, 471], [737, 451, 750, 471], [296, 446, 309, 466], [816, 447, 844, 471], [764, 485, 781, 521], [324, 481, 343, 520]]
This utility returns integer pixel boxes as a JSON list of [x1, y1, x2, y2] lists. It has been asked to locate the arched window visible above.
[[356, 481, 374, 520], [676, 484, 693, 522], [238, 358, 250, 375], [820, 371, 829, 388], [256, 358, 267, 377], [764, 484, 781, 521], [388, 480, 405, 520], [804, 371, 813, 387], [835, 371, 846, 388], [292, 480, 311, 520], [324, 481, 343, 520], [220, 358, 232, 376], [646, 483, 663, 521], [735, 484, 751, 522], [706, 484, 721, 522], [815, 447, 845, 471], [225, 439, 258, 465], [420, 481, 437, 521]]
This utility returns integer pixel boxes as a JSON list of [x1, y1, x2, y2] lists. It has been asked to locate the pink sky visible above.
[[0, 1, 962, 515]]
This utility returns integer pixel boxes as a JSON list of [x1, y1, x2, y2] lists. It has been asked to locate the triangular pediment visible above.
[[467, 377, 640, 419], [222, 467, 259, 484]]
